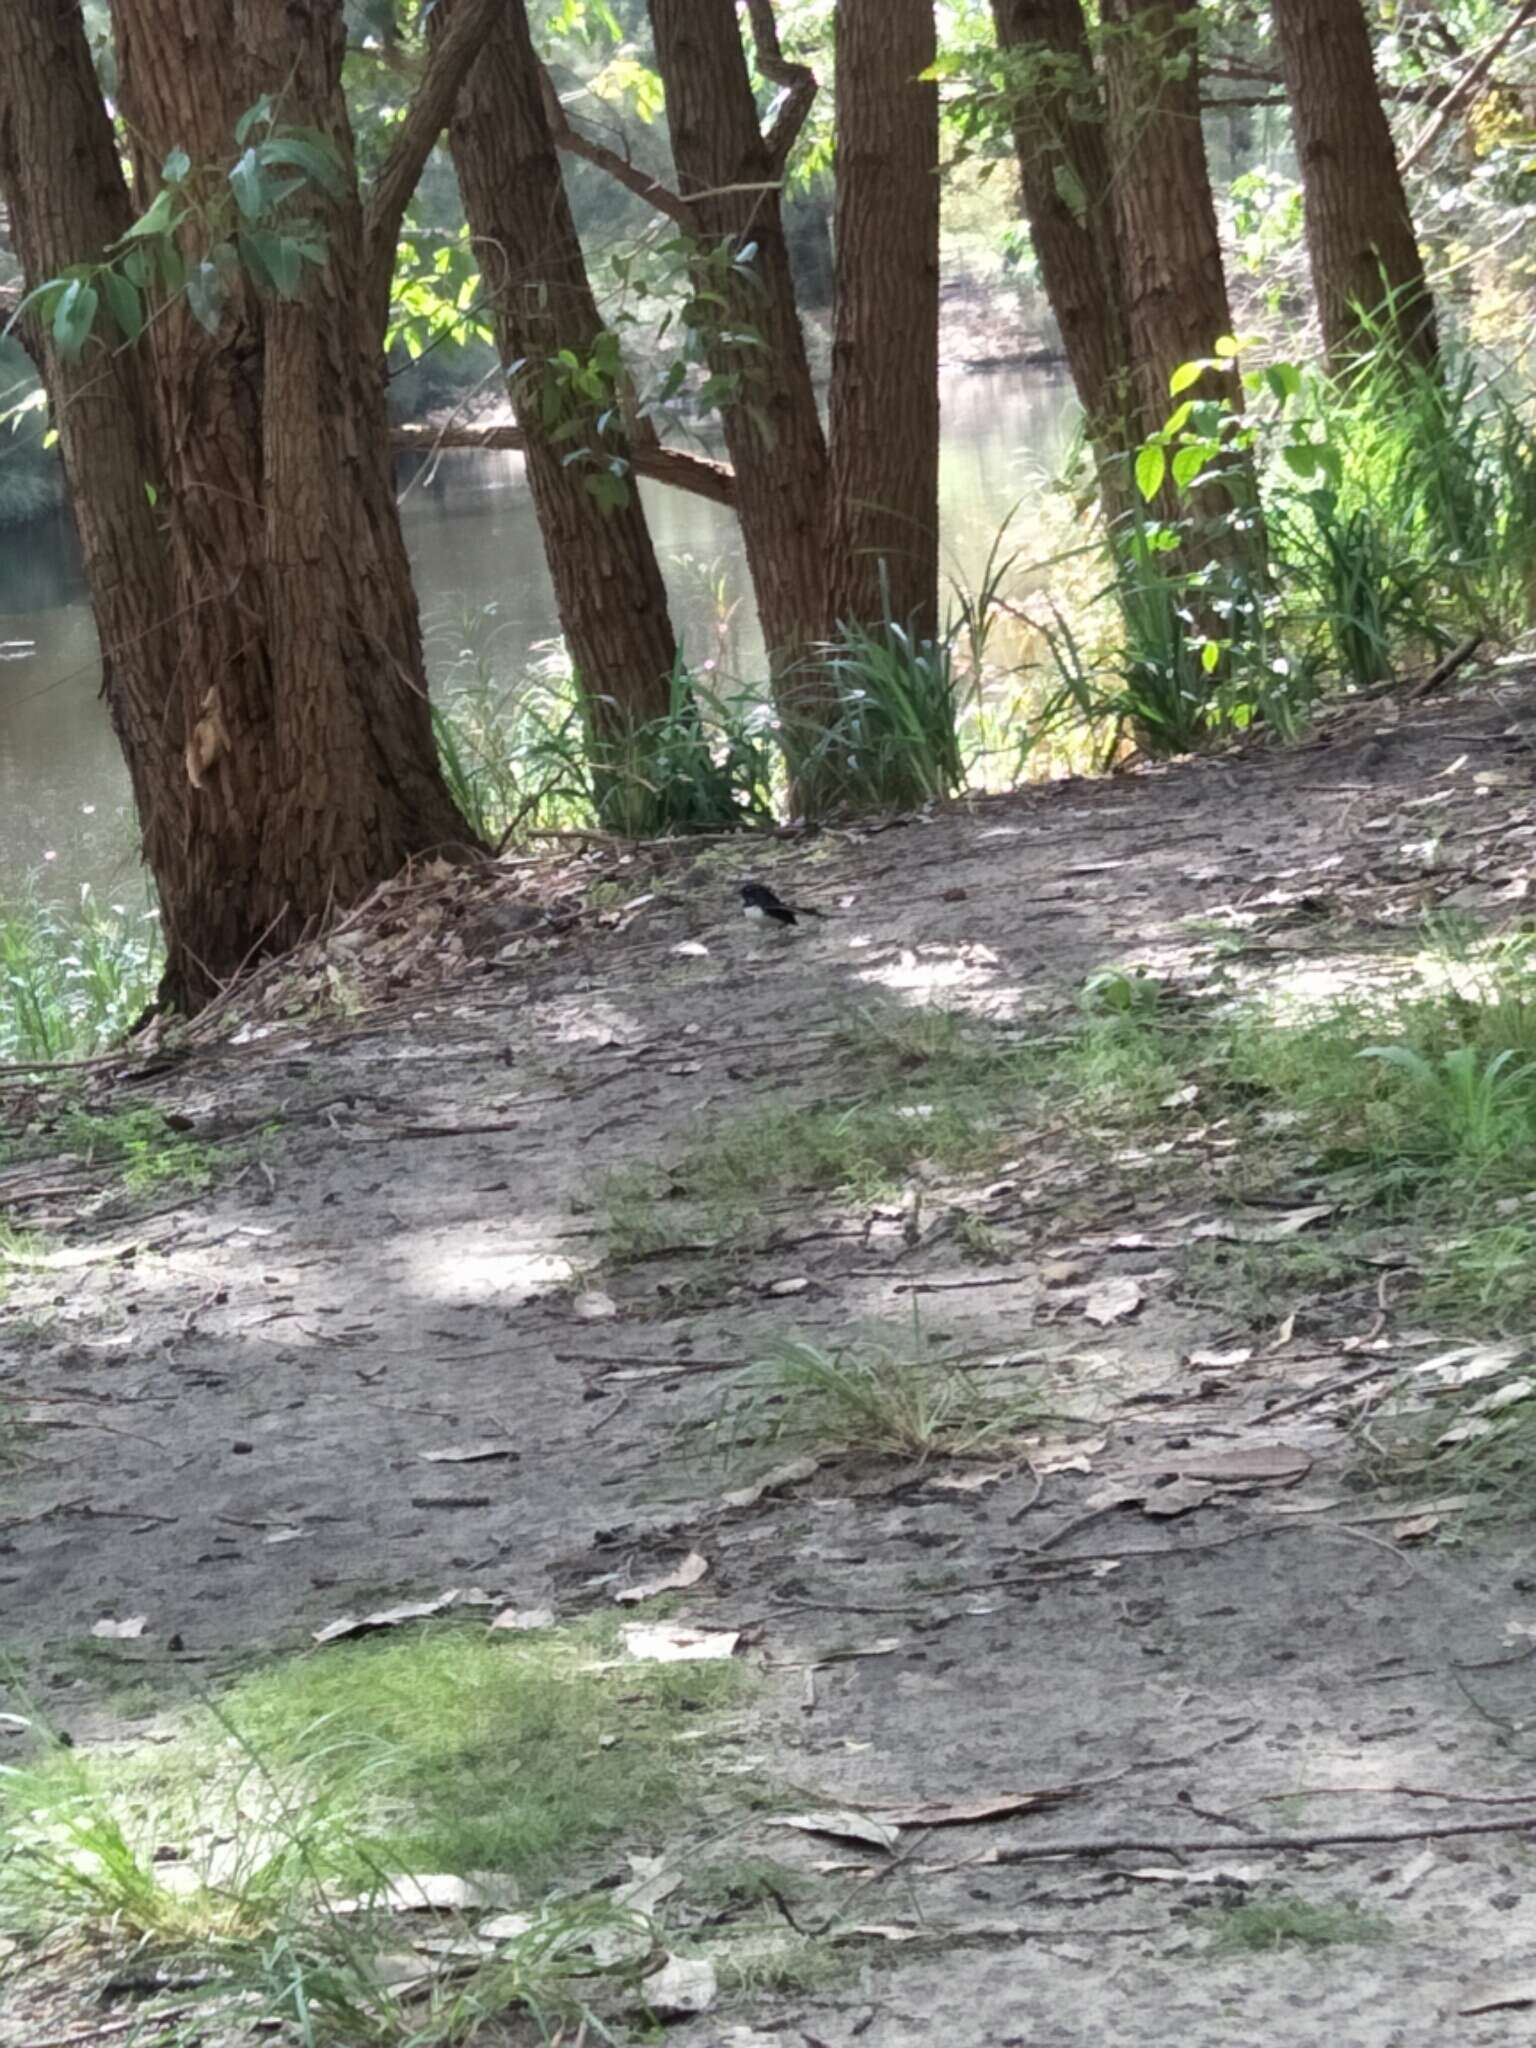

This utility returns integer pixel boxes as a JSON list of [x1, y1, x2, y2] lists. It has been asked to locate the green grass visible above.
[[718, 1318, 1036, 1466], [0, 885, 161, 1063], [1, 1616, 755, 2040], [1202, 1893, 1391, 1956], [55, 1106, 218, 1194]]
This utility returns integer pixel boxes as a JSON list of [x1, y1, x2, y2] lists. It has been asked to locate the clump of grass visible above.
[[0, 885, 161, 1063], [720, 1318, 1034, 1465], [1, 1616, 753, 2035], [790, 606, 968, 816], [1202, 1893, 1391, 1956], [54, 1106, 217, 1194], [1421, 1216, 1536, 1333]]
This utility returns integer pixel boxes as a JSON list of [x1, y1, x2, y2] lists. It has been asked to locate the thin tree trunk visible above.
[[647, 0, 830, 681], [435, 0, 678, 741], [825, 0, 941, 641], [1271, 0, 1439, 376], [990, 0, 1136, 523], [0, 0, 484, 1011]]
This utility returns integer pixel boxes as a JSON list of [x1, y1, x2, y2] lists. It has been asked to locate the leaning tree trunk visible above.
[[825, 0, 942, 642], [1271, 0, 1439, 376], [435, 0, 678, 742], [0, 0, 484, 1012], [1100, 0, 1260, 573], [990, 0, 1137, 525], [647, 0, 830, 683]]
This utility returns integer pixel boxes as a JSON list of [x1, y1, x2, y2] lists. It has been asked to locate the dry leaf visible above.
[[720, 1456, 819, 1509], [927, 1465, 1014, 1493], [1392, 1511, 1442, 1543], [1083, 1276, 1143, 1325], [1185, 1347, 1254, 1371], [768, 1276, 810, 1297], [573, 1290, 618, 1321], [90, 1615, 148, 1640], [622, 1623, 739, 1662], [1150, 1445, 1311, 1486], [1469, 1376, 1534, 1415], [640, 1954, 717, 2016], [1141, 1478, 1215, 1518], [479, 1910, 535, 1941], [264, 1526, 304, 1545], [332, 1873, 514, 1915], [1192, 1204, 1335, 1243], [1269, 1308, 1298, 1350], [313, 1594, 456, 1644], [419, 1441, 514, 1464], [1031, 1434, 1107, 1475], [489, 1606, 554, 1632], [614, 1550, 709, 1603], [767, 1809, 901, 1852]]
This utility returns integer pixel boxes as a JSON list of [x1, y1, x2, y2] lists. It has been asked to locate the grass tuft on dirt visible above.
[[1201, 1892, 1392, 1955]]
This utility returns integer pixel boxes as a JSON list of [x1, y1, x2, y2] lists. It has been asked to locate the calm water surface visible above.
[[0, 366, 1076, 905]]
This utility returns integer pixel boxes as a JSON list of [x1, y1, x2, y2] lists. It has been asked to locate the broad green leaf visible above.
[[144, 481, 158, 506], [1171, 443, 1210, 489], [1281, 442, 1319, 480], [1135, 443, 1166, 502], [1052, 160, 1088, 226], [1213, 334, 1240, 358], [161, 147, 191, 186], [186, 260, 224, 335], [238, 228, 302, 297], [229, 148, 270, 220], [1267, 360, 1302, 400], [120, 187, 180, 241], [1169, 360, 1205, 396], [1164, 400, 1194, 435], [1201, 641, 1221, 674], [257, 132, 347, 200], [235, 94, 274, 145], [52, 278, 99, 360], [100, 269, 143, 342]]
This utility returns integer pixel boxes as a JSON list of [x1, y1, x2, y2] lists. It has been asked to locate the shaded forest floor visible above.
[[6, 673, 1536, 2044]]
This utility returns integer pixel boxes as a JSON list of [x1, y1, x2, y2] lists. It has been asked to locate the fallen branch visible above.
[[390, 421, 736, 508], [991, 1813, 1536, 1862], [1406, 633, 1484, 702]]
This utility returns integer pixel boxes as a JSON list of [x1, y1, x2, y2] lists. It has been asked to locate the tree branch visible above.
[[361, 0, 501, 337], [1401, 0, 1536, 172], [391, 420, 737, 507], [537, 62, 693, 227], [743, 0, 818, 174]]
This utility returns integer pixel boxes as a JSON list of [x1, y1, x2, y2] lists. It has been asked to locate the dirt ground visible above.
[[5, 675, 1536, 2044]]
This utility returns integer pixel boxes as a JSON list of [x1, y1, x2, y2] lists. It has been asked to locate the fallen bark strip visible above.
[[391, 422, 737, 508], [990, 1814, 1536, 1862]]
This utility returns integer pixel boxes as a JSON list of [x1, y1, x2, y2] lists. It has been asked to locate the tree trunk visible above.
[[990, 0, 1136, 523], [435, 0, 678, 740], [1100, 0, 1259, 570], [647, 0, 831, 681], [825, 0, 941, 641], [0, 0, 481, 1012], [1271, 0, 1439, 375]]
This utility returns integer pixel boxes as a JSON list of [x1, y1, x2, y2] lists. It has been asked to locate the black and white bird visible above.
[[740, 879, 825, 928]]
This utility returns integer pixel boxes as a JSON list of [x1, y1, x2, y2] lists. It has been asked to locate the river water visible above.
[[0, 366, 1076, 905]]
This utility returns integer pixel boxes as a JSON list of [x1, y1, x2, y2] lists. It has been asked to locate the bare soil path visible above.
[[5, 677, 1536, 2043]]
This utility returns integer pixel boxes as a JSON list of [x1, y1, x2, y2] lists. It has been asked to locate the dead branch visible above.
[[537, 63, 692, 227], [390, 420, 736, 507], [990, 1813, 1536, 1862], [1401, 1, 1536, 171]]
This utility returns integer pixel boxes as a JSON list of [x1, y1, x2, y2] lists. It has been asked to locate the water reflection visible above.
[[0, 366, 1076, 901]]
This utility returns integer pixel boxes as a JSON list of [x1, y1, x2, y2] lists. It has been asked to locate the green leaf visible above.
[[185, 260, 224, 334], [235, 94, 275, 145], [1163, 400, 1194, 436], [52, 278, 99, 360], [144, 481, 158, 506], [1281, 442, 1319, 480], [100, 269, 143, 342], [238, 228, 302, 297], [1168, 360, 1205, 397], [1201, 640, 1221, 674], [1135, 444, 1166, 502], [229, 148, 270, 220], [1052, 160, 1088, 226], [161, 147, 191, 186], [1266, 360, 1302, 401], [1213, 334, 1240, 359], [1171, 443, 1210, 490], [256, 132, 347, 200], [120, 187, 180, 242]]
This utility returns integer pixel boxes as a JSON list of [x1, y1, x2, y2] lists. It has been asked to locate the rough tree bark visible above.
[[1100, 0, 1259, 572], [647, 0, 830, 680], [990, 0, 1136, 522], [825, 0, 941, 641], [1271, 0, 1439, 375], [434, 0, 678, 739], [0, 0, 493, 1010]]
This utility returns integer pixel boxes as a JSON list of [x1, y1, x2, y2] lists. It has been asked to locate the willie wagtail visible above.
[[740, 880, 825, 928]]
